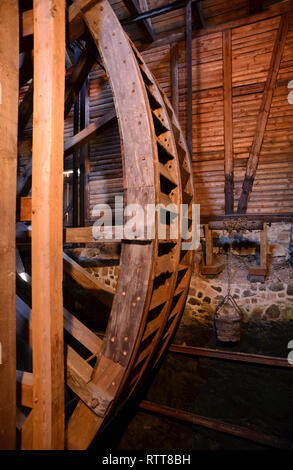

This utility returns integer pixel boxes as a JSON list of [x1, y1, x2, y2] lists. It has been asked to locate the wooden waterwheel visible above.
[[2, 0, 195, 450]]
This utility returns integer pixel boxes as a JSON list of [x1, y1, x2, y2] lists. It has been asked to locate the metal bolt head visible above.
[[91, 398, 99, 409]]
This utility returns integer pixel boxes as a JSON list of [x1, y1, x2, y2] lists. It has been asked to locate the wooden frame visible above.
[[15, 0, 195, 450], [201, 225, 224, 275], [237, 14, 291, 213], [0, 0, 19, 450], [30, 0, 65, 449], [223, 28, 233, 214]]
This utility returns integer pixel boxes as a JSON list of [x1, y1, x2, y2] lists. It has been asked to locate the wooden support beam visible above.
[[18, 45, 96, 201], [64, 47, 95, 118], [18, 81, 33, 137], [123, 0, 156, 43], [248, 223, 267, 278], [79, 78, 89, 226], [19, 51, 33, 88], [16, 300, 105, 417], [21, 0, 98, 47], [169, 344, 292, 368], [186, 0, 193, 157], [64, 108, 116, 157], [139, 401, 290, 449], [237, 14, 291, 214], [260, 223, 267, 269], [72, 47, 80, 228], [64, 226, 121, 244], [204, 224, 213, 266], [63, 252, 115, 308], [16, 371, 33, 409], [31, 0, 65, 449], [223, 29, 234, 214], [138, 0, 154, 35], [249, 0, 263, 15], [170, 43, 179, 117], [19, 196, 32, 222], [0, 0, 19, 450], [201, 225, 225, 275], [16, 292, 102, 366], [17, 351, 123, 418], [201, 213, 293, 224], [17, 160, 32, 198], [194, 1, 205, 29], [209, 220, 263, 231]]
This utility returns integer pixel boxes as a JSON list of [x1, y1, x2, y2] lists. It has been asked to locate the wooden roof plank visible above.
[[237, 13, 291, 213]]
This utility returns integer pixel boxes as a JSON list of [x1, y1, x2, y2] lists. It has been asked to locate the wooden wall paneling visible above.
[[87, 63, 123, 223], [79, 78, 89, 226], [237, 14, 291, 213], [249, 0, 263, 15], [0, 0, 19, 450], [31, 0, 65, 449], [73, 48, 80, 227], [18, 47, 95, 202], [170, 42, 179, 116], [223, 28, 233, 213], [186, 0, 193, 157], [64, 108, 117, 157]]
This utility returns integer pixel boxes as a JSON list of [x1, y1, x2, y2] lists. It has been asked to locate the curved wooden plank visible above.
[[67, 0, 158, 448]]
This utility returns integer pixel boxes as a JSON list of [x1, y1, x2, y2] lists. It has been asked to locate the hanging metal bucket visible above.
[[214, 295, 243, 343]]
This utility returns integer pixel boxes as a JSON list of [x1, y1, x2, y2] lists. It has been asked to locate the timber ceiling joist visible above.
[[19, 0, 288, 50]]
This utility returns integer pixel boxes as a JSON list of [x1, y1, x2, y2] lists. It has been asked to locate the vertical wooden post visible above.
[[0, 0, 19, 450], [79, 79, 89, 226], [223, 29, 234, 214], [73, 47, 80, 228], [260, 223, 267, 269], [205, 225, 213, 266], [32, 0, 65, 449], [171, 43, 179, 117], [186, 0, 193, 157]]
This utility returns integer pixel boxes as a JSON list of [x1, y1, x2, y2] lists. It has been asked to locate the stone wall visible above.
[[85, 222, 293, 329], [185, 255, 293, 325], [181, 222, 293, 336], [88, 265, 120, 291]]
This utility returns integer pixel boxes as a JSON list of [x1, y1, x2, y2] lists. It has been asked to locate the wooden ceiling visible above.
[[108, 0, 286, 46], [19, 0, 287, 48]]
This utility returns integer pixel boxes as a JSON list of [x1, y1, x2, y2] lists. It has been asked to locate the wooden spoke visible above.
[[63, 252, 115, 308], [64, 108, 116, 157]]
